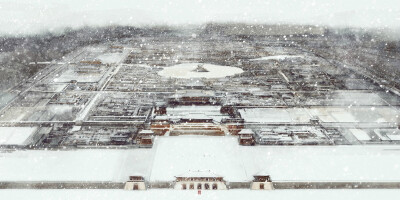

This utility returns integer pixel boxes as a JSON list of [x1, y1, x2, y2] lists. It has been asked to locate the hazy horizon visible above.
[[0, 0, 400, 36]]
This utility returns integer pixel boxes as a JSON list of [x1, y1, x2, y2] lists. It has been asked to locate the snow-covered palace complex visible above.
[[1, 25, 400, 199]]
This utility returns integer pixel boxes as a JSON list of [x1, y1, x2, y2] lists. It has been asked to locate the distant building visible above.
[[180, 114, 214, 123], [169, 122, 225, 136], [110, 132, 130, 145], [136, 130, 155, 148], [222, 118, 245, 135], [251, 173, 274, 190], [256, 128, 294, 145], [76, 65, 102, 74], [150, 116, 170, 136], [204, 23, 326, 36], [124, 176, 146, 190], [310, 116, 320, 125], [184, 79, 206, 90], [174, 170, 227, 190], [154, 102, 167, 115], [110, 45, 124, 53], [238, 129, 255, 145], [168, 90, 219, 105], [79, 60, 102, 65], [192, 64, 209, 73]]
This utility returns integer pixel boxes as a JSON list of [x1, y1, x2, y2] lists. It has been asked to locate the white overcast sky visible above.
[[0, 0, 399, 35]]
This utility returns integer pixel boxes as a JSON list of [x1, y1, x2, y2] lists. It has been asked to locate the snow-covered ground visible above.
[[0, 149, 152, 182], [149, 136, 247, 182], [0, 127, 37, 146], [158, 63, 243, 79], [329, 91, 388, 106], [53, 69, 103, 83], [239, 108, 311, 123], [152, 136, 400, 182], [96, 53, 125, 64], [1, 137, 400, 182], [0, 91, 17, 109], [349, 129, 371, 141], [241, 145, 400, 181], [307, 106, 399, 123], [1, 189, 399, 200], [239, 106, 399, 123]]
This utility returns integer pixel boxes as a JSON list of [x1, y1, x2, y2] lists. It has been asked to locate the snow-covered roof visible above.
[[186, 80, 205, 87], [250, 55, 304, 61], [170, 91, 214, 98], [70, 126, 81, 132], [166, 106, 227, 122], [260, 135, 293, 141], [260, 128, 273, 132], [254, 169, 271, 176], [238, 129, 254, 135], [154, 116, 169, 120], [139, 130, 154, 135], [175, 170, 223, 178], [128, 173, 147, 177], [181, 114, 213, 120]]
